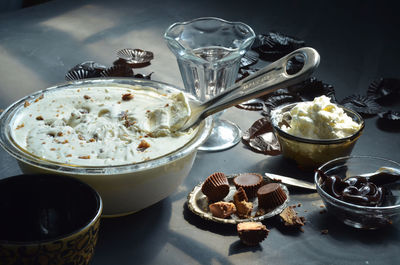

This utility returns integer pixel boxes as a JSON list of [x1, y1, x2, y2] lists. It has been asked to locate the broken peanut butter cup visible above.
[[237, 222, 269, 246]]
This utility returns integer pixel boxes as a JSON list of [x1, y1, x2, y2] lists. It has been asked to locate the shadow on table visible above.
[[182, 201, 237, 236], [289, 209, 400, 264], [228, 240, 263, 255], [94, 198, 238, 265], [307, 209, 400, 244]]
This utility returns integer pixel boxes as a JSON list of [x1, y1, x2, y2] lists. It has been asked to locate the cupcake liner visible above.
[[65, 69, 93, 81], [233, 173, 263, 198], [257, 183, 287, 209], [340, 94, 382, 116], [201, 172, 229, 202], [66, 61, 106, 80], [116, 48, 154, 66], [237, 222, 269, 246], [100, 65, 134, 77]]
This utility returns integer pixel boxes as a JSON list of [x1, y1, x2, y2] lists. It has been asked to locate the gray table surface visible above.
[[1, 0, 400, 264]]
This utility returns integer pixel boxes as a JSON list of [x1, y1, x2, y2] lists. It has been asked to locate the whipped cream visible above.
[[280, 95, 361, 139], [11, 86, 196, 166]]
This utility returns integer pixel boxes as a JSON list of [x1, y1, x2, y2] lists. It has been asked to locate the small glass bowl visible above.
[[314, 156, 400, 229], [270, 102, 365, 170]]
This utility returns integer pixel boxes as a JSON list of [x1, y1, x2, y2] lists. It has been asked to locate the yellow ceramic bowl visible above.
[[271, 102, 364, 170], [0, 174, 102, 265]]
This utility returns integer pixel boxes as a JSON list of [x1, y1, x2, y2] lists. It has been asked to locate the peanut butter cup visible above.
[[233, 187, 252, 219], [201, 172, 229, 202], [233, 173, 263, 198], [279, 206, 305, 228], [209, 201, 236, 219], [257, 183, 287, 210], [237, 222, 269, 246], [235, 200, 253, 219]]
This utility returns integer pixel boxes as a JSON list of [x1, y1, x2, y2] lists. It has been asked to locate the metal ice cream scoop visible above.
[[179, 47, 320, 131]]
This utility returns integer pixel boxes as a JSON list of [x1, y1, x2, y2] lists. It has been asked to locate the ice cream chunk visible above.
[[280, 95, 361, 139], [146, 92, 190, 136], [11, 86, 196, 166]]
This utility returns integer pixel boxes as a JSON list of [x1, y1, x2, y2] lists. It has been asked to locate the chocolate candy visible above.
[[209, 202, 236, 219], [237, 222, 269, 246], [257, 183, 287, 209], [233, 173, 263, 198], [201, 172, 229, 202]]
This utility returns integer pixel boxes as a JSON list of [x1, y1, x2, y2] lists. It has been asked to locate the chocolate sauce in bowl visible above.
[[317, 170, 400, 207]]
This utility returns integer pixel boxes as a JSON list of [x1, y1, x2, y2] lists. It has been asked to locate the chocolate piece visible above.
[[201, 172, 229, 202], [279, 206, 305, 227], [233, 187, 248, 203], [241, 118, 282, 156], [233, 187, 252, 219], [257, 183, 287, 210], [235, 200, 253, 219], [233, 173, 263, 198], [320, 229, 329, 235], [237, 222, 269, 246], [209, 201, 236, 219]]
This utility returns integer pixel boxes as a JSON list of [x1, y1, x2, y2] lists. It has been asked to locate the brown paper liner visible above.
[[257, 183, 287, 209], [201, 172, 229, 202], [233, 173, 263, 198], [237, 222, 269, 246]]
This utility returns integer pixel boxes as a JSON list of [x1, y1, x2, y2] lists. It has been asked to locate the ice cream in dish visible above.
[[11, 85, 196, 166], [270, 95, 365, 169], [279, 95, 362, 140]]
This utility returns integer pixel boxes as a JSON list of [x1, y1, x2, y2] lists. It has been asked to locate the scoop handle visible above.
[[204, 47, 319, 113], [180, 47, 320, 131]]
